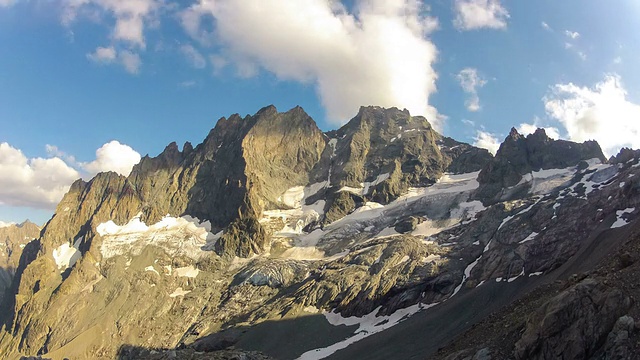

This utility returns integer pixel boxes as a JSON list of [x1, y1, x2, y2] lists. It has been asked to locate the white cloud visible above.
[[46, 144, 78, 165], [0, 140, 139, 212], [87, 46, 117, 63], [180, 44, 206, 69], [516, 122, 561, 139], [541, 21, 552, 31], [179, 80, 197, 88], [564, 30, 580, 40], [119, 50, 141, 74], [180, 0, 442, 127], [473, 130, 500, 155], [62, 0, 162, 48], [210, 54, 228, 75], [0, 221, 16, 228], [544, 74, 640, 157], [453, 0, 509, 31], [63, 0, 164, 74], [613, 57, 622, 64], [457, 68, 487, 112], [87, 46, 141, 74], [0, 0, 16, 7], [81, 141, 141, 177], [0, 143, 80, 209]]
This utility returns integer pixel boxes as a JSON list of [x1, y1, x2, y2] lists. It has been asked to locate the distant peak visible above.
[[256, 104, 278, 116]]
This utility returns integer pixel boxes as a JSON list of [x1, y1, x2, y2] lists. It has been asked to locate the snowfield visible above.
[[97, 214, 221, 259]]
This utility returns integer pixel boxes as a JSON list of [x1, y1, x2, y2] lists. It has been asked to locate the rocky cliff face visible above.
[[1, 105, 637, 360], [0, 221, 40, 306]]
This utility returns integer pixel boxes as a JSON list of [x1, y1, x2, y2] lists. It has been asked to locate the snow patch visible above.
[[611, 208, 635, 229], [451, 255, 482, 298], [174, 265, 200, 278], [169, 287, 190, 298], [144, 266, 160, 276], [299, 302, 438, 360], [519, 232, 539, 244], [507, 267, 525, 282], [52, 237, 82, 271]]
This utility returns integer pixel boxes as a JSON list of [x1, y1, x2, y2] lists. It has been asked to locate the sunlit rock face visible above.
[[0, 220, 40, 305], [3, 105, 640, 360]]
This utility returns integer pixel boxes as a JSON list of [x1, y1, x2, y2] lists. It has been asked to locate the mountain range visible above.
[[1, 105, 639, 360]]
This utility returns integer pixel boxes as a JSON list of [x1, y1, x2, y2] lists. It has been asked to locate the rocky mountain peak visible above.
[[476, 127, 607, 203], [507, 127, 522, 139]]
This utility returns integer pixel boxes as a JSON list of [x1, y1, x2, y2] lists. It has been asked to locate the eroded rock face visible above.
[[515, 279, 632, 360]]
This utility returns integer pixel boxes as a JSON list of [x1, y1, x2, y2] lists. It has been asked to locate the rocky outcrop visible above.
[[437, 136, 493, 174], [515, 279, 632, 360]]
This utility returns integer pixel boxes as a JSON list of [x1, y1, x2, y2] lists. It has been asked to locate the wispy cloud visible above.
[[564, 30, 580, 40], [457, 68, 487, 112], [453, 0, 510, 31], [180, 44, 206, 69], [63, 0, 164, 74], [87, 47, 141, 74]]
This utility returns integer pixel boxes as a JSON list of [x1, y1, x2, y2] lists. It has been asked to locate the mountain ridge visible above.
[[2, 105, 637, 360]]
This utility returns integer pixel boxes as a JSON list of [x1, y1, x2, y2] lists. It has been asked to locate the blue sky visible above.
[[1, 0, 640, 225]]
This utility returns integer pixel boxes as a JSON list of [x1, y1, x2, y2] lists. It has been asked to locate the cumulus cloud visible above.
[[180, 0, 442, 126], [180, 44, 206, 69], [81, 141, 141, 177], [516, 122, 561, 139], [453, 0, 509, 31], [0, 143, 80, 209], [0, 140, 141, 209], [457, 68, 487, 112], [544, 74, 640, 157], [473, 130, 501, 155]]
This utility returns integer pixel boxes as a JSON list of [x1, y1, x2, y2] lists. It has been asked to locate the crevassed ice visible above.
[[97, 214, 220, 259]]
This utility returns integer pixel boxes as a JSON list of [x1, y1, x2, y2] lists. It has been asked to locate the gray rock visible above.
[[602, 315, 636, 360], [514, 279, 632, 360]]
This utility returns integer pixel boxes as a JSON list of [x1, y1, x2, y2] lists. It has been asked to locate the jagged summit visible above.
[[2, 105, 637, 360], [476, 127, 606, 203]]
